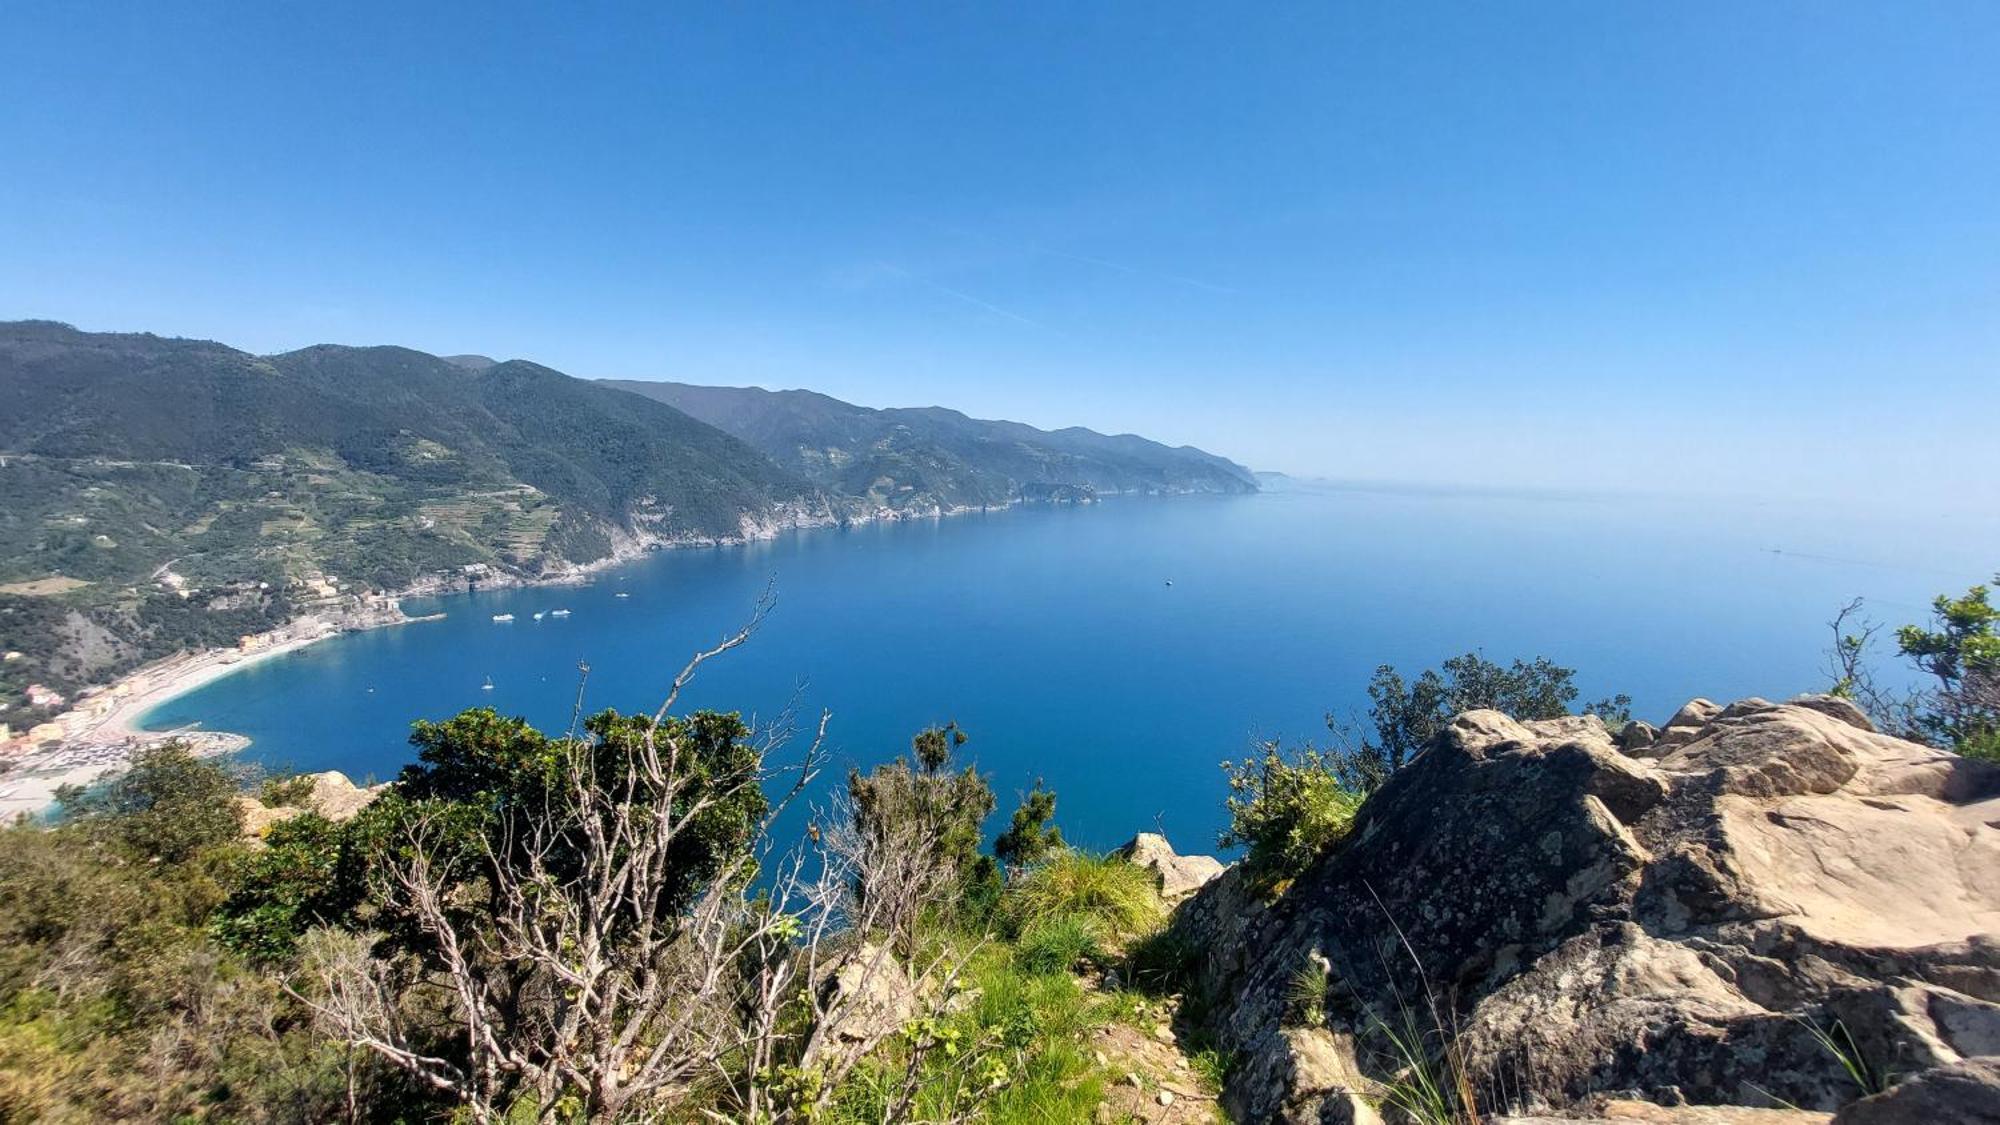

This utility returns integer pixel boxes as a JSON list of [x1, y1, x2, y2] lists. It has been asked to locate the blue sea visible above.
[[141, 485, 1996, 853]]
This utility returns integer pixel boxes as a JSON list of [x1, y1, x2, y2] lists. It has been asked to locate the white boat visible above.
[[614, 592, 630, 599], [492, 613, 514, 622], [532, 611, 545, 621], [550, 608, 571, 617], [481, 676, 495, 691]]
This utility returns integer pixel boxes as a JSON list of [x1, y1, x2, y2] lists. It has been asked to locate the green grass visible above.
[[1798, 1015, 1891, 1098], [824, 941, 1108, 1125], [1002, 850, 1165, 942], [1014, 914, 1105, 975]]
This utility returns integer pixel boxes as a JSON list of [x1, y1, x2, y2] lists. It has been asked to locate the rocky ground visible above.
[[1167, 695, 2000, 1123]]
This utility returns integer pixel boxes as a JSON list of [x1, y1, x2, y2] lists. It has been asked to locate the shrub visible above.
[[1826, 576, 2000, 759], [257, 771, 318, 809], [56, 742, 243, 865], [993, 780, 1064, 871], [1220, 744, 1364, 887], [1337, 653, 1631, 791], [849, 721, 995, 889]]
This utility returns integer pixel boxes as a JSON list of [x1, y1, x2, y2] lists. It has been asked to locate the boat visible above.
[[550, 608, 571, 617], [481, 676, 494, 691], [614, 592, 630, 599], [492, 613, 514, 622], [532, 611, 545, 621], [1165, 579, 1174, 587]]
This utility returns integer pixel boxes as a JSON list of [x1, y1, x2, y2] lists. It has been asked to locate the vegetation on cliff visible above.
[[0, 626, 1211, 1122]]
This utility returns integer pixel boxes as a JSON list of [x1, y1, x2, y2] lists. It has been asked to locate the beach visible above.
[[0, 608, 427, 820]]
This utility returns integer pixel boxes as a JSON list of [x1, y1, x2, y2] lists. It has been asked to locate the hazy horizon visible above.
[[6, 4, 1998, 512]]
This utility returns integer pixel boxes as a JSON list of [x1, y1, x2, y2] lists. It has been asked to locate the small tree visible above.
[[994, 780, 1064, 872], [58, 742, 243, 864], [1222, 653, 1629, 885], [847, 722, 996, 946], [300, 608, 990, 1123], [1897, 579, 2000, 757], [1824, 576, 2000, 761]]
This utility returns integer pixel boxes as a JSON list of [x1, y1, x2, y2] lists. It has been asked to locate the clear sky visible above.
[[4, 3, 1996, 509]]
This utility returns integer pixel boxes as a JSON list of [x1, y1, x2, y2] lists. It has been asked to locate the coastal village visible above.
[[0, 573, 417, 818]]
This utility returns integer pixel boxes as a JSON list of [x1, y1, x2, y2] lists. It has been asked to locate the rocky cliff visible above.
[[1170, 696, 2000, 1122]]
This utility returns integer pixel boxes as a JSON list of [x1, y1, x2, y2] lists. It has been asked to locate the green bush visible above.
[[1220, 744, 1365, 888], [257, 771, 319, 809], [56, 743, 244, 865]]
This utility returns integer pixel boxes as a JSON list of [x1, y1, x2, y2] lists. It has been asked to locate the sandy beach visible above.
[[0, 608, 433, 820]]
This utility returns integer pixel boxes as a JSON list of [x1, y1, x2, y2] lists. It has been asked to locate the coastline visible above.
[[0, 607, 440, 820], [0, 504, 859, 819], [0, 488, 1224, 820]]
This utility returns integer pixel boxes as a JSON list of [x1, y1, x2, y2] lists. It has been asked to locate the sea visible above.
[[140, 483, 1998, 853]]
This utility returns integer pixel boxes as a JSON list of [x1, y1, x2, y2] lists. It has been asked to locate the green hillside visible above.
[[601, 379, 1259, 514], [0, 321, 813, 718]]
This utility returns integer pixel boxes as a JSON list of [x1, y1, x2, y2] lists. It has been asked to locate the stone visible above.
[[1619, 719, 1661, 755], [1156, 1089, 1174, 1107], [1498, 1104, 1828, 1124], [1170, 697, 2000, 1120], [1116, 832, 1226, 899], [1653, 697, 1723, 750], [1829, 1056, 2000, 1123], [236, 769, 386, 840], [814, 942, 917, 1049]]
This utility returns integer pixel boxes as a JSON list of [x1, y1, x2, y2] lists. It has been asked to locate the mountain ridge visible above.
[[600, 378, 1257, 514]]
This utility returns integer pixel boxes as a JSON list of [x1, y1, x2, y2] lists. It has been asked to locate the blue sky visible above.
[[4, 3, 1997, 508]]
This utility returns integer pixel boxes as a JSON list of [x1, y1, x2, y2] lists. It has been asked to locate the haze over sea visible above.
[[143, 485, 1995, 851]]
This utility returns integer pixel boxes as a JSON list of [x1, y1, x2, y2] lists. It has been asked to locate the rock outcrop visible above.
[[236, 770, 386, 838], [1118, 832, 1226, 900], [1170, 696, 2000, 1121], [1830, 1055, 2000, 1123]]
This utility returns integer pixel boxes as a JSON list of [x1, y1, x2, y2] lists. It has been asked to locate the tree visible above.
[[847, 721, 997, 945], [1331, 653, 1630, 792], [300, 612, 987, 1123], [1824, 576, 2000, 761], [57, 741, 243, 864], [1896, 578, 2000, 757], [1220, 652, 1630, 885], [993, 780, 1064, 872]]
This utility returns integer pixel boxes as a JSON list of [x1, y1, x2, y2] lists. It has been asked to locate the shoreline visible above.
[[0, 608, 442, 820], [0, 489, 1228, 820]]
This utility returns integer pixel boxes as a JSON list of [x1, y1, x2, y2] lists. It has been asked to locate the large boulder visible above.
[[236, 770, 387, 839], [1117, 832, 1226, 899], [1171, 695, 2000, 1120]]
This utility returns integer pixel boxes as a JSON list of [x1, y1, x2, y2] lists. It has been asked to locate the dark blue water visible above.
[[142, 487, 1996, 852]]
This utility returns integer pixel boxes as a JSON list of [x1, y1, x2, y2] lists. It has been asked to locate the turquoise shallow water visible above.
[[142, 487, 1995, 852]]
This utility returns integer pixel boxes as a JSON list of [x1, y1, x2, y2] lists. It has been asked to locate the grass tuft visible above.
[[1003, 850, 1165, 942]]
